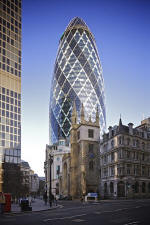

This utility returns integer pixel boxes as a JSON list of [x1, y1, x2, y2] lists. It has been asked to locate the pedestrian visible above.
[[0, 192, 6, 214], [28, 196, 32, 206], [43, 192, 47, 205], [49, 195, 52, 208], [80, 196, 83, 203], [55, 195, 58, 206]]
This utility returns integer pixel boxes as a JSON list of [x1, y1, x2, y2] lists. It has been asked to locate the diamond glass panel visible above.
[[49, 17, 106, 144]]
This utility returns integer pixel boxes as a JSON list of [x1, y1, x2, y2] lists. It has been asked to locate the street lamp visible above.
[[49, 154, 53, 199]]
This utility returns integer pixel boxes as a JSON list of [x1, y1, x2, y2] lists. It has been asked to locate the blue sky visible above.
[[21, 0, 150, 176]]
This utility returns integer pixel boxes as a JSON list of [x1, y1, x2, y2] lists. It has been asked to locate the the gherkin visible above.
[[49, 17, 106, 144]]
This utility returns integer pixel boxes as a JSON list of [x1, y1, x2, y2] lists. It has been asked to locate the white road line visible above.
[[114, 208, 128, 211], [72, 219, 86, 222], [43, 213, 86, 222], [124, 221, 139, 225]]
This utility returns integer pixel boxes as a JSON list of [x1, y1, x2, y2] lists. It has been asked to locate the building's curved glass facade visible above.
[[49, 17, 106, 144]]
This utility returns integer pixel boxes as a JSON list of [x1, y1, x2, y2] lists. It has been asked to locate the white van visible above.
[[85, 193, 98, 202]]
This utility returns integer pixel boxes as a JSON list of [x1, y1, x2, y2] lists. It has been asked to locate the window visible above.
[[142, 153, 145, 161], [77, 131, 80, 140], [135, 182, 139, 193], [111, 152, 114, 161], [104, 155, 107, 164], [127, 164, 131, 175], [89, 144, 93, 153], [110, 182, 114, 193], [133, 139, 136, 147], [88, 129, 94, 138], [111, 140, 114, 148], [89, 161, 94, 170], [142, 142, 145, 150], [142, 182, 146, 193], [110, 166, 115, 176], [104, 168, 108, 177], [127, 151, 130, 159], [142, 166, 145, 175], [56, 165, 60, 175], [136, 140, 140, 148]]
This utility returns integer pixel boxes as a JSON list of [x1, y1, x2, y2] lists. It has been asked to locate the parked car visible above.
[[58, 195, 72, 200]]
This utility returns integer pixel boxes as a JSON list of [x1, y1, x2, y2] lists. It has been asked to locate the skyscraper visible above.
[[0, 0, 22, 191], [49, 17, 106, 144]]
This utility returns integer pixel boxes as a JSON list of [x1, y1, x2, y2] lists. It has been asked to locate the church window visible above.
[[77, 131, 80, 139], [89, 161, 94, 170], [88, 129, 94, 138], [89, 144, 93, 153]]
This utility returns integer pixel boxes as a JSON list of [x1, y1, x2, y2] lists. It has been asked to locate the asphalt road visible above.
[[1, 199, 150, 225]]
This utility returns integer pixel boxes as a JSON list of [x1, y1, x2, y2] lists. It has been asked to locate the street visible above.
[[0, 199, 150, 225]]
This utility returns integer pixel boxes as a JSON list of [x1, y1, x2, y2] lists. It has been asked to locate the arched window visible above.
[[135, 182, 139, 193], [89, 161, 94, 170], [136, 140, 140, 148], [142, 142, 145, 150], [119, 136, 122, 145], [110, 182, 114, 193], [104, 182, 107, 194], [142, 182, 146, 193], [111, 140, 114, 148]]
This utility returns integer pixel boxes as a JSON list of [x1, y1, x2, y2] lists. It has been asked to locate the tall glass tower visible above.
[[50, 17, 106, 144], [0, 0, 22, 191]]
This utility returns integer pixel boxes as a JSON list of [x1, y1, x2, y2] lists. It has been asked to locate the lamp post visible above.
[[49, 154, 53, 200]]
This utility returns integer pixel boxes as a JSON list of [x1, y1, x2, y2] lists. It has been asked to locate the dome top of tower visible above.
[[68, 17, 88, 29]]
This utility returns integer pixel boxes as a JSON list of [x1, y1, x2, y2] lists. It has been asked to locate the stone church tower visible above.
[[70, 103, 100, 199]]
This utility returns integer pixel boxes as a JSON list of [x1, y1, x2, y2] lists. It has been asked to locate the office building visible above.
[[49, 17, 106, 144], [44, 137, 70, 197], [0, 0, 22, 191]]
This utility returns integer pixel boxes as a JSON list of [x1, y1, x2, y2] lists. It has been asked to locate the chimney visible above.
[[128, 123, 133, 135], [108, 126, 112, 139]]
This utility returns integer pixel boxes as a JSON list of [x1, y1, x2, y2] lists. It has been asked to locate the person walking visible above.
[[49, 194, 52, 208], [0, 192, 6, 214], [43, 192, 47, 205]]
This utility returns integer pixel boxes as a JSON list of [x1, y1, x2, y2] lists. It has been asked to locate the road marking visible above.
[[43, 213, 86, 222], [124, 221, 139, 225], [135, 206, 141, 209], [114, 208, 128, 211], [72, 219, 86, 222]]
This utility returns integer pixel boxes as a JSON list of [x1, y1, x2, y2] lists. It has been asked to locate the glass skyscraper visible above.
[[49, 17, 106, 144], [0, 0, 21, 191]]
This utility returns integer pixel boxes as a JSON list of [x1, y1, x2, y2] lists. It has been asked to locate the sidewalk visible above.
[[11, 198, 59, 213]]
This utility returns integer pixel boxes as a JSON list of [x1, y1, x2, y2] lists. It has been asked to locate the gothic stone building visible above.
[[61, 103, 100, 199], [100, 118, 150, 199]]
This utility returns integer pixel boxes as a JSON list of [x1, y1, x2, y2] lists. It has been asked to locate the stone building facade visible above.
[[61, 103, 100, 199], [100, 118, 150, 199], [44, 137, 70, 197]]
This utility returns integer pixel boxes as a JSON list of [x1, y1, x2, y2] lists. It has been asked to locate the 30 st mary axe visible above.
[[0, 0, 22, 190], [49, 17, 106, 144]]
